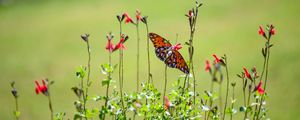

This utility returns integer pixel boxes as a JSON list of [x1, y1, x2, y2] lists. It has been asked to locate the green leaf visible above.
[[100, 63, 116, 75], [13, 111, 20, 118], [75, 66, 86, 79], [102, 79, 111, 86], [54, 112, 66, 120]]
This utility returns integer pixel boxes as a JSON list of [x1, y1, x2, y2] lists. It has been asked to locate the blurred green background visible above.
[[0, 0, 299, 119]]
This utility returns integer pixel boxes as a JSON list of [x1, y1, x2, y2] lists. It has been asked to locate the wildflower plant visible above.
[[8, 1, 278, 120]]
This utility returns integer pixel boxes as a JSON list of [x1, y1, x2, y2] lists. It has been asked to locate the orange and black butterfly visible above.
[[149, 33, 189, 74]]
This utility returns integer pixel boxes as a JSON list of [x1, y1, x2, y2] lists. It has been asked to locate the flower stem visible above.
[[83, 40, 91, 120], [256, 40, 271, 120], [145, 23, 151, 84], [47, 93, 54, 120], [222, 55, 230, 120], [103, 52, 112, 120], [118, 21, 125, 117], [14, 96, 19, 120], [230, 84, 235, 120], [163, 65, 168, 105], [136, 22, 140, 92]]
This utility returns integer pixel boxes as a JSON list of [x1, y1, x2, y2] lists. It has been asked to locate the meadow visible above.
[[0, 0, 299, 119]]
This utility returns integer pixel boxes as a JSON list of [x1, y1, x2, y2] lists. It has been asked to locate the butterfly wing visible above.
[[149, 32, 189, 74], [149, 33, 172, 61], [164, 50, 190, 74]]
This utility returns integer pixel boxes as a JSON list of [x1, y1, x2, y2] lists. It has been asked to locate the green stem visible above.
[[15, 96, 19, 120], [47, 93, 54, 120], [223, 55, 230, 120], [163, 65, 168, 105], [145, 23, 151, 84], [136, 22, 140, 92], [256, 40, 271, 120], [83, 40, 91, 120], [118, 21, 125, 117], [103, 52, 112, 120], [230, 85, 235, 120]]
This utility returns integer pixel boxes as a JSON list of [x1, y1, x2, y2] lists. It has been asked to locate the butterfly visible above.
[[149, 33, 189, 74]]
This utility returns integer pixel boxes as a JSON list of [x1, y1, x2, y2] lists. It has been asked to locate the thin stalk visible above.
[[144, 21, 151, 119], [118, 21, 125, 116], [103, 52, 112, 120], [219, 83, 223, 119], [254, 47, 267, 119], [242, 78, 247, 120], [136, 22, 140, 92], [230, 85, 235, 120], [163, 65, 168, 105], [83, 40, 91, 120], [47, 93, 54, 120], [223, 55, 230, 120], [145, 23, 151, 84], [256, 40, 271, 120], [245, 83, 252, 119], [15, 96, 19, 120]]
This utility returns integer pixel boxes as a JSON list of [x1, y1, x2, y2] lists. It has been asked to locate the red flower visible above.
[[252, 66, 258, 78], [164, 96, 171, 110], [171, 43, 182, 51], [255, 81, 264, 95], [243, 67, 252, 80], [213, 54, 220, 64], [123, 13, 133, 24], [185, 10, 194, 18], [35, 80, 48, 95], [113, 34, 127, 51], [259, 26, 267, 38], [269, 24, 275, 35], [105, 33, 115, 52], [136, 9, 142, 21], [205, 60, 211, 72]]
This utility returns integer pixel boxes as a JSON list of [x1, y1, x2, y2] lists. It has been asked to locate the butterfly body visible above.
[[149, 33, 189, 74]]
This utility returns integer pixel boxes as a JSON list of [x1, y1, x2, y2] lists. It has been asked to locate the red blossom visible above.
[[270, 24, 275, 35], [252, 66, 258, 78], [185, 10, 194, 18], [105, 33, 115, 52], [136, 9, 142, 21], [35, 80, 48, 95], [259, 26, 267, 38], [213, 54, 220, 64], [255, 81, 265, 95], [171, 43, 182, 51], [123, 13, 133, 24], [243, 67, 252, 80], [113, 34, 127, 51], [205, 60, 211, 72], [164, 96, 171, 110]]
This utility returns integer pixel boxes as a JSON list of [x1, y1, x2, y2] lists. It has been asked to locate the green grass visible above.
[[0, 0, 299, 119]]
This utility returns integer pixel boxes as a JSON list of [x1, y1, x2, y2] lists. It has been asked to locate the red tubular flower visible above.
[[269, 24, 275, 35], [35, 80, 48, 95], [255, 81, 264, 95], [105, 33, 115, 52], [123, 13, 133, 24], [205, 60, 211, 72], [185, 10, 194, 18], [164, 96, 171, 110], [243, 67, 252, 80], [113, 34, 127, 51], [213, 54, 220, 64], [171, 43, 182, 51], [259, 26, 267, 38], [136, 9, 142, 21], [252, 66, 258, 78]]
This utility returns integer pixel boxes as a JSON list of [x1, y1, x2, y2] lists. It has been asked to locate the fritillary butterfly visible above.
[[149, 33, 189, 74]]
